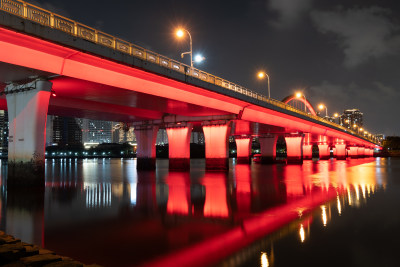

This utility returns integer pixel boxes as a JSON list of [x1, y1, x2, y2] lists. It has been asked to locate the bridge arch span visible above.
[[282, 94, 317, 116]]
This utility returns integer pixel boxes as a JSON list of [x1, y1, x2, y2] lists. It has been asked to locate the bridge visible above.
[[0, 0, 380, 186]]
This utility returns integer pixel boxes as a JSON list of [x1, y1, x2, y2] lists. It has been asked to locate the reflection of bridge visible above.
[[0, 1, 379, 186]]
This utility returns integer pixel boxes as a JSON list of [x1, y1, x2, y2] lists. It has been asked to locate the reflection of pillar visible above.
[[332, 148, 336, 158], [202, 123, 231, 170], [6, 80, 52, 187], [6, 189, 44, 246], [318, 144, 330, 160], [234, 164, 251, 216], [357, 147, 365, 158], [201, 173, 229, 218], [134, 126, 159, 170], [349, 146, 359, 158], [259, 135, 278, 163], [166, 124, 192, 170], [335, 144, 347, 160], [166, 172, 190, 215], [235, 137, 251, 164], [285, 134, 304, 164]]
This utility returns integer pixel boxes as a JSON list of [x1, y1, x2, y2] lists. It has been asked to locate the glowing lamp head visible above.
[[194, 54, 205, 63], [334, 113, 339, 117], [353, 124, 357, 128], [318, 104, 325, 110], [257, 72, 265, 79], [360, 128, 363, 131], [176, 29, 184, 38], [295, 92, 302, 98]]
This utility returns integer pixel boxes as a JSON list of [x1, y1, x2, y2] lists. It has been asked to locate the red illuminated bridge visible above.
[[0, 1, 380, 186]]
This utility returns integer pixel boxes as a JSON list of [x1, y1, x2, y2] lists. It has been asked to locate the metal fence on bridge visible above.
[[0, 0, 376, 143]]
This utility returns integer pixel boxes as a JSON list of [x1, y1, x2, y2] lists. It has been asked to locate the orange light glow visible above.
[[176, 29, 184, 38]]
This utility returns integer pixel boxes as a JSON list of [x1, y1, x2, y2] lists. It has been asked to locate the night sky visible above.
[[31, 0, 400, 136]]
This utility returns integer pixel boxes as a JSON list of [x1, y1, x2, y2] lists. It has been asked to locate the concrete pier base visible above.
[[134, 126, 159, 170], [259, 135, 278, 164], [318, 144, 330, 160], [235, 138, 251, 164], [6, 79, 52, 188], [303, 144, 312, 160], [166, 124, 192, 171], [335, 144, 347, 160], [285, 134, 304, 164], [203, 123, 230, 171]]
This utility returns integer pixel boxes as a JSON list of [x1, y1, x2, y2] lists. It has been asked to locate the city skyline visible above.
[[29, 0, 400, 135]]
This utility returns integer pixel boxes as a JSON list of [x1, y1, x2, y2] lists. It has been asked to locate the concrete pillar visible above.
[[235, 137, 251, 164], [349, 147, 359, 158], [357, 147, 365, 158], [318, 144, 330, 160], [259, 135, 278, 163], [202, 123, 231, 170], [166, 123, 192, 171], [303, 144, 312, 160], [134, 125, 159, 170], [6, 79, 52, 187], [285, 134, 304, 164], [335, 144, 346, 160]]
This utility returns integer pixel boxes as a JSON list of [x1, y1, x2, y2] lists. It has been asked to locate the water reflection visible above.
[[0, 157, 388, 267]]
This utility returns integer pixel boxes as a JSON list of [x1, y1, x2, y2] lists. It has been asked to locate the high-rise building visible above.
[[340, 109, 363, 129], [50, 116, 82, 147], [85, 119, 112, 144], [0, 110, 8, 155]]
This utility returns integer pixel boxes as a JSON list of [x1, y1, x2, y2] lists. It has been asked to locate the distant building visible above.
[[50, 116, 82, 147], [112, 122, 135, 143], [86, 120, 112, 144], [0, 110, 8, 155], [339, 109, 363, 129]]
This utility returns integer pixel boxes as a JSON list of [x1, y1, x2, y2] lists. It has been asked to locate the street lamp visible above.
[[318, 104, 328, 117], [257, 71, 270, 99], [295, 92, 307, 112], [176, 28, 198, 67]]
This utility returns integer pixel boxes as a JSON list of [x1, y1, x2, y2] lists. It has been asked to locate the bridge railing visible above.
[[0, 0, 376, 144]]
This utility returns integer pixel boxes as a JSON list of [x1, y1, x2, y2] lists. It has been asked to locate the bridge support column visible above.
[[203, 123, 231, 170], [166, 123, 192, 171], [318, 144, 330, 160], [357, 147, 365, 158], [285, 134, 304, 164], [369, 148, 374, 157], [348, 147, 359, 159], [335, 144, 346, 160], [134, 125, 159, 170], [235, 137, 251, 164], [259, 135, 278, 163], [6, 79, 52, 187], [302, 144, 312, 160]]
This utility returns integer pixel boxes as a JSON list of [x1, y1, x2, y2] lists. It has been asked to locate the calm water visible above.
[[0, 157, 396, 266]]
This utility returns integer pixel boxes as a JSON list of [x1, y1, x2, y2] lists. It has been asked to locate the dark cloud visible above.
[[268, 0, 313, 28], [311, 6, 400, 68]]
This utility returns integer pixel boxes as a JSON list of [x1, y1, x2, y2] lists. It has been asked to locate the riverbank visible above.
[[0, 231, 100, 266]]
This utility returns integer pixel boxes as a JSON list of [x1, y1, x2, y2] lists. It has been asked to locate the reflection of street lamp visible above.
[[257, 71, 270, 99], [295, 92, 307, 112], [318, 104, 328, 117]]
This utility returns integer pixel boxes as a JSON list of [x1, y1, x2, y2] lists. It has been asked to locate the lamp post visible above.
[[295, 92, 307, 112], [176, 28, 193, 67], [333, 113, 339, 124], [257, 71, 270, 99], [318, 104, 328, 117]]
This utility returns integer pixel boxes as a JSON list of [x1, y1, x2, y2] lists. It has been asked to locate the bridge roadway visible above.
[[0, 4, 378, 186]]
